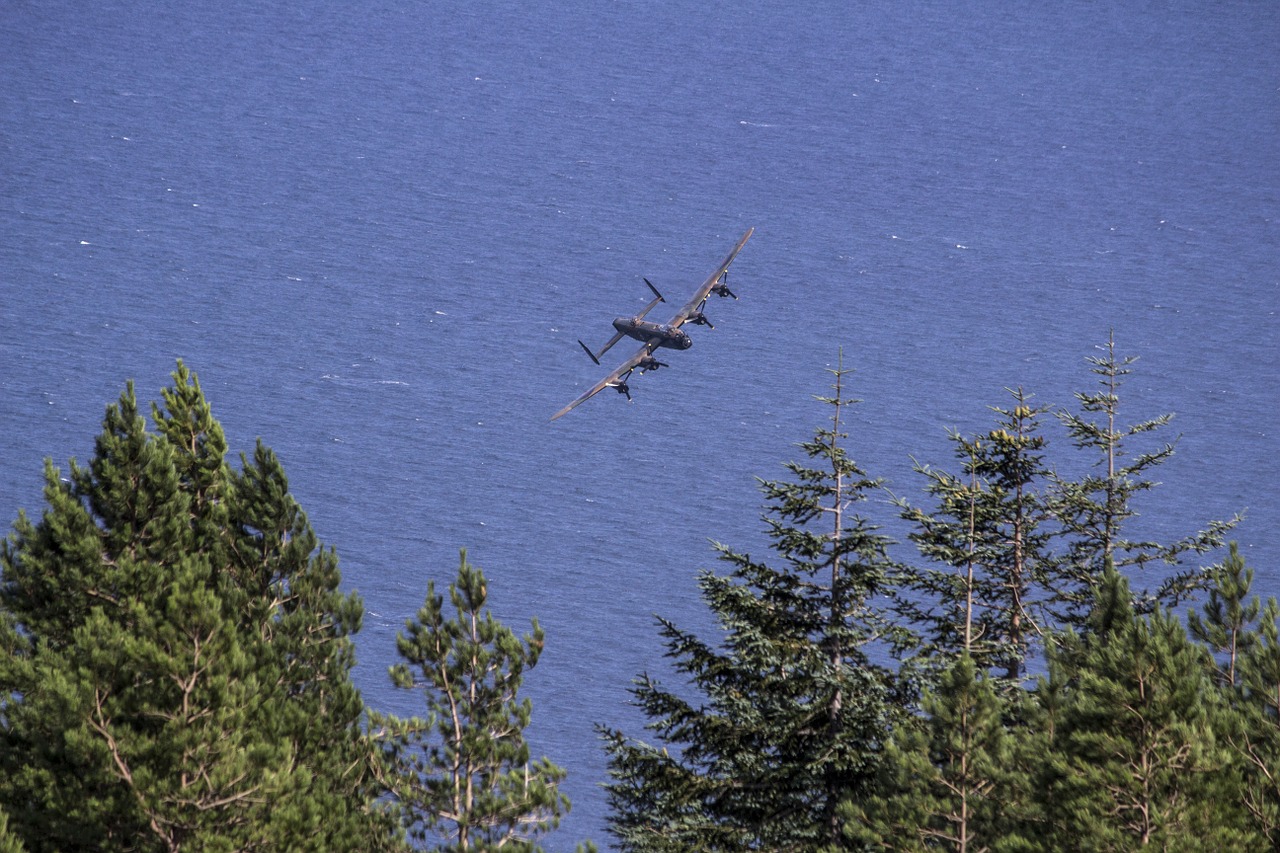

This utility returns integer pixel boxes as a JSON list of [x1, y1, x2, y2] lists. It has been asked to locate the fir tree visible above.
[[370, 550, 571, 852], [600, 357, 911, 851], [897, 390, 1056, 682], [1052, 333, 1238, 614], [0, 364, 392, 851]]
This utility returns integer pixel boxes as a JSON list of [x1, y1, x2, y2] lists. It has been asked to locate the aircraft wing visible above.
[[550, 340, 656, 421], [667, 227, 755, 329]]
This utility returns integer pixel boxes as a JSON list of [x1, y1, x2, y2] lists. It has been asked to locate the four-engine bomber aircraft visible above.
[[551, 227, 754, 421]]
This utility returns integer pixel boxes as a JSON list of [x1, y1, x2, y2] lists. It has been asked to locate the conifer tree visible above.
[[600, 358, 911, 851], [1232, 594, 1280, 844], [369, 550, 571, 852], [1181, 545, 1280, 844], [852, 652, 1026, 852], [0, 364, 391, 851], [0, 807, 24, 853], [1052, 333, 1237, 614], [897, 390, 1056, 681], [1035, 563, 1258, 850], [1188, 541, 1259, 687]]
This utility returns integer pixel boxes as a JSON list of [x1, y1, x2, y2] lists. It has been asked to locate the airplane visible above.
[[551, 227, 754, 421]]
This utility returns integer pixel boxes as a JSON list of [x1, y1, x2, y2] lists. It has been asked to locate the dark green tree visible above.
[[1052, 333, 1237, 614], [0, 364, 391, 851], [369, 550, 572, 852], [600, 358, 912, 851], [1035, 563, 1258, 850]]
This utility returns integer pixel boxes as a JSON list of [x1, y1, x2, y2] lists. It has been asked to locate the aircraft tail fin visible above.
[[578, 339, 602, 366], [636, 279, 665, 320]]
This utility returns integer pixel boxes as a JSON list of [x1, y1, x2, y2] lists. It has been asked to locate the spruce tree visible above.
[[369, 550, 571, 852], [600, 358, 911, 851], [0, 363, 392, 851]]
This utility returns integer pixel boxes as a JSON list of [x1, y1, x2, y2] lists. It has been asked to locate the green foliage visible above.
[[601, 357, 911, 851], [1229, 587, 1280, 844], [1188, 541, 1259, 687], [853, 652, 1032, 851], [1053, 333, 1238, 611], [0, 363, 391, 852], [1, 340, 1269, 852], [1035, 563, 1259, 850], [897, 389, 1057, 681], [370, 550, 570, 852], [0, 807, 25, 853]]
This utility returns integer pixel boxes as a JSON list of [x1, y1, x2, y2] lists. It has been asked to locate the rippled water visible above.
[[3, 1, 1276, 845]]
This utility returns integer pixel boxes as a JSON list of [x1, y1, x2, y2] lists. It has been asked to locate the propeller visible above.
[[610, 370, 634, 401], [638, 356, 668, 372], [712, 272, 737, 300]]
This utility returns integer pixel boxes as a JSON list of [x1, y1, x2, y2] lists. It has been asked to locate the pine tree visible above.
[[1035, 563, 1258, 850], [1188, 541, 1259, 687], [0, 364, 392, 851], [600, 357, 911, 851], [1053, 333, 1238, 614], [853, 652, 1027, 852], [370, 549, 571, 852], [0, 806, 24, 853], [1233, 594, 1280, 844], [1181, 544, 1280, 844]]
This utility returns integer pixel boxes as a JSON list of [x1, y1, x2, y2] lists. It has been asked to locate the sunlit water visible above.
[[3, 2, 1276, 846]]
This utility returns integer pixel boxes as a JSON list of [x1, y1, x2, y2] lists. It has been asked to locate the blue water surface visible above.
[[3, 1, 1277, 846]]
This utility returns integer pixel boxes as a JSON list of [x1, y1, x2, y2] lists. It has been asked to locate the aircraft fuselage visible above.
[[612, 317, 693, 350]]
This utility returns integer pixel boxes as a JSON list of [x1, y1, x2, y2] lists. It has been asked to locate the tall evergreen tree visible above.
[[1181, 545, 1280, 844], [369, 550, 572, 852], [1052, 333, 1237, 614], [0, 364, 392, 851], [897, 390, 1056, 681], [600, 358, 912, 851]]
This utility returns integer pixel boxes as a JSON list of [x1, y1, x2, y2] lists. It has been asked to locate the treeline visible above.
[[600, 342, 1276, 852], [0, 341, 1275, 851]]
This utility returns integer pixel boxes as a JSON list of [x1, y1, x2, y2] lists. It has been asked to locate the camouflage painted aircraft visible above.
[[551, 227, 754, 421]]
